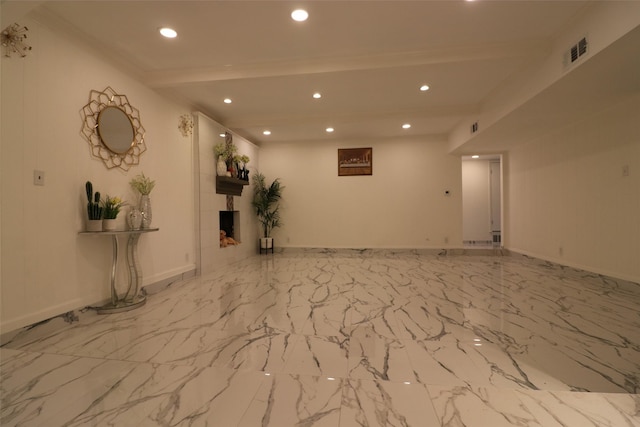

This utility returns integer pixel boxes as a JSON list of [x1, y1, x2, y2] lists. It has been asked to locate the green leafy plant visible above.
[[101, 196, 126, 219], [85, 181, 103, 220], [129, 172, 155, 195], [214, 141, 238, 165], [252, 172, 284, 238]]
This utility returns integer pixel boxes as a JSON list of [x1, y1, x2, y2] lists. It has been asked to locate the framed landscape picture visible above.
[[338, 147, 372, 176]]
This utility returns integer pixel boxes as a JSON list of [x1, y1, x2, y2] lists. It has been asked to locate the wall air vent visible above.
[[564, 36, 588, 69], [470, 121, 479, 134]]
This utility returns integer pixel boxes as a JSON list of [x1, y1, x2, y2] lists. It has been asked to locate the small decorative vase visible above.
[[128, 208, 143, 230], [139, 194, 152, 228], [86, 219, 102, 232], [102, 218, 117, 231], [216, 157, 227, 176]]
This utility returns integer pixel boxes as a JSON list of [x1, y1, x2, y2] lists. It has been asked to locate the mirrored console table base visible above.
[[96, 294, 146, 314], [80, 228, 158, 315]]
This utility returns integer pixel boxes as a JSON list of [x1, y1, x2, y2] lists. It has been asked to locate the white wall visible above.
[[449, 1, 640, 152], [1, 17, 196, 333], [505, 93, 640, 283], [195, 113, 259, 274], [462, 160, 491, 242], [259, 136, 462, 249]]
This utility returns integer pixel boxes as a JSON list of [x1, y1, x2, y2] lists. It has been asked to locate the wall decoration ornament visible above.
[[1, 23, 32, 58], [81, 86, 146, 171], [178, 114, 194, 137], [338, 147, 373, 176]]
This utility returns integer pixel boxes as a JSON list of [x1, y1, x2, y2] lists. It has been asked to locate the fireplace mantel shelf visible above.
[[216, 176, 249, 196]]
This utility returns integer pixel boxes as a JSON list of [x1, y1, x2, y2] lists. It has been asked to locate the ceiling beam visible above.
[[146, 41, 550, 87]]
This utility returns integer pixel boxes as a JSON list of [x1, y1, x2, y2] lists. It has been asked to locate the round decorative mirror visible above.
[[81, 87, 146, 171], [97, 106, 135, 154]]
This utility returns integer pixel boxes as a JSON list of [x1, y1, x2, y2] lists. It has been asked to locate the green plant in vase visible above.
[[85, 181, 103, 231], [102, 196, 126, 219], [130, 172, 155, 195], [252, 172, 284, 251], [85, 181, 103, 220], [130, 172, 155, 228], [214, 133, 238, 175], [101, 195, 126, 231], [240, 154, 250, 180]]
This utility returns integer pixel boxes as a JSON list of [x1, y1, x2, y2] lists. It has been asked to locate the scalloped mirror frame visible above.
[[81, 86, 147, 171]]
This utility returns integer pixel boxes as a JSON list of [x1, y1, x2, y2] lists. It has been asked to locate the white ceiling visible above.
[[6, 1, 640, 151]]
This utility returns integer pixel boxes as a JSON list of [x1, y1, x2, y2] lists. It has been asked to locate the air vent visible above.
[[470, 121, 479, 134], [565, 36, 588, 68]]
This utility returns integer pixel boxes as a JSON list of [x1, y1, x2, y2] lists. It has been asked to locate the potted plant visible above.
[[252, 172, 284, 252], [130, 172, 155, 228], [239, 154, 250, 180], [214, 133, 238, 176], [101, 195, 126, 231], [85, 181, 103, 231]]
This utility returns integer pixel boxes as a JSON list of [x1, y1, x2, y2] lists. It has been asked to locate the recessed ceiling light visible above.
[[159, 27, 177, 38], [325, 127, 334, 133], [291, 9, 309, 21], [223, 98, 232, 104], [472, 155, 480, 159], [313, 92, 322, 99], [420, 85, 430, 91], [402, 123, 411, 129], [219, 133, 226, 137], [263, 130, 271, 135]]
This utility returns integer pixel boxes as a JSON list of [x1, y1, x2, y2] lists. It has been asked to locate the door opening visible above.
[[462, 155, 503, 248]]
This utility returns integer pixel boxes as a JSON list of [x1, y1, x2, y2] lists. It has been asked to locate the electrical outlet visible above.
[[34, 170, 45, 186]]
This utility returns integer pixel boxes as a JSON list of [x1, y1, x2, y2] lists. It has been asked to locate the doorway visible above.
[[462, 155, 503, 248]]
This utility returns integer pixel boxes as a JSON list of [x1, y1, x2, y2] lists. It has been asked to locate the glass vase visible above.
[[128, 208, 143, 230], [139, 194, 152, 228]]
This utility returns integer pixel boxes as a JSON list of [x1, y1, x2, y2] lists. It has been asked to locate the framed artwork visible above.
[[338, 147, 372, 176]]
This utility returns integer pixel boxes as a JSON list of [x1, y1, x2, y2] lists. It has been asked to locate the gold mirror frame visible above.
[[81, 86, 146, 171]]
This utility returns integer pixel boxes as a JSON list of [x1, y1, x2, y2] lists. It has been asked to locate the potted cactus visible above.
[[85, 181, 103, 231]]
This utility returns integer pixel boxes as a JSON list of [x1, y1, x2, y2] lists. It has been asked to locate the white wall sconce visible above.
[[1, 23, 32, 58], [178, 114, 194, 137]]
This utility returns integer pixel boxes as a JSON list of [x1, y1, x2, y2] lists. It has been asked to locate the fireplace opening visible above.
[[219, 211, 240, 246]]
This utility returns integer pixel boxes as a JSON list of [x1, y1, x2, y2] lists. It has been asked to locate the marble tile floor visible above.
[[1, 249, 639, 426]]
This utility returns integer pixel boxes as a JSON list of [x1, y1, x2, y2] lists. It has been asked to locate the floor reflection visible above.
[[2, 250, 639, 426]]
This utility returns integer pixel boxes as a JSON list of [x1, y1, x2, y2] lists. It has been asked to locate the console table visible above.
[[79, 228, 159, 314]]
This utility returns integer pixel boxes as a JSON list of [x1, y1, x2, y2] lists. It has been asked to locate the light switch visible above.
[[34, 170, 45, 186]]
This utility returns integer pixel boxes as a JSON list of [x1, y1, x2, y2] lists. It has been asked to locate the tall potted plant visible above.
[[252, 172, 284, 251]]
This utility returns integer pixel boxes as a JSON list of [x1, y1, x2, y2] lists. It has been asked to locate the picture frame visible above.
[[338, 147, 372, 176]]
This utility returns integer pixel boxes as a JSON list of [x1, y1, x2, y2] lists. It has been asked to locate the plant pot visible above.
[[102, 218, 117, 231], [86, 219, 102, 232], [259, 237, 274, 254]]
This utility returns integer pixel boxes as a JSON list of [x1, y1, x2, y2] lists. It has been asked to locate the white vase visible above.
[[139, 194, 152, 228], [86, 219, 102, 232], [102, 218, 117, 231], [217, 157, 228, 176]]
